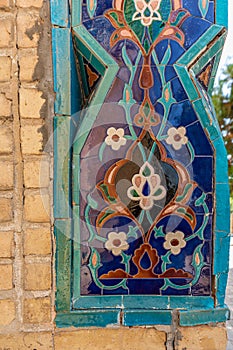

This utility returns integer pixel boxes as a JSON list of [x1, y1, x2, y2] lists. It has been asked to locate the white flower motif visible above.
[[166, 127, 188, 150], [132, 0, 162, 27], [163, 231, 186, 255], [105, 232, 129, 256], [127, 162, 166, 210], [105, 127, 127, 151]]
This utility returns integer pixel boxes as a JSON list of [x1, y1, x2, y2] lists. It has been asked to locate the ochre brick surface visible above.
[[0, 124, 13, 154], [0, 231, 14, 257], [0, 0, 12, 7], [0, 264, 13, 290], [0, 197, 12, 222], [0, 17, 13, 47], [19, 49, 38, 81], [23, 297, 51, 323], [54, 329, 166, 350], [17, 10, 40, 48], [24, 158, 50, 188], [177, 325, 228, 350], [0, 92, 11, 116], [21, 121, 44, 154], [24, 262, 51, 290], [0, 332, 53, 349], [0, 299, 15, 325], [24, 191, 50, 222], [0, 56, 11, 81], [24, 227, 51, 255], [17, 0, 43, 8], [0, 159, 13, 189], [20, 87, 45, 118]]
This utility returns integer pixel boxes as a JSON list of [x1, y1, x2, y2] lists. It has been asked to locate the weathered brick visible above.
[[177, 325, 228, 350], [21, 121, 44, 154], [0, 92, 11, 116], [0, 264, 13, 290], [0, 17, 13, 48], [0, 124, 13, 154], [55, 328, 167, 350], [24, 158, 50, 188], [0, 197, 12, 222], [17, 0, 43, 8], [0, 332, 53, 350], [0, 299, 15, 325], [0, 159, 13, 189], [23, 297, 51, 323], [19, 49, 38, 81], [24, 226, 51, 255], [17, 10, 40, 48], [24, 263, 51, 290], [24, 191, 50, 223], [0, 56, 11, 81], [0, 0, 11, 7], [20, 87, 45, 118], [0, 231, 14, 257]]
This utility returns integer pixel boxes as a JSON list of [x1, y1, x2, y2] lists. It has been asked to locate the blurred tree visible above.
[[212, 63, 233, 201]]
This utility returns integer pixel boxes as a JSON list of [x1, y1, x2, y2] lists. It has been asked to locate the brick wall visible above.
[[0, 0, 228, 349]]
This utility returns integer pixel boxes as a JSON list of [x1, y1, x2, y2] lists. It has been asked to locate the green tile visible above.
[[72, 155, 80, 206], [123, 296, 169, 310], [174, 65, 199, 101], [179, 307, 230, 326], [56, 310, 120, 328], [215, 183, 230, 233], [50, 0, 69, 27], [55, 219, 72, 312], [215, 273, 229, 307], [216, 0, 228, 28], [73, 295, 123, 309], [123, 310, 172, 326], [169, 296, 214, 310], [54, 116, 71, 218], [72, 0, 82, 26], [178, 26, 223, 66], [213, 235, 230, 274]]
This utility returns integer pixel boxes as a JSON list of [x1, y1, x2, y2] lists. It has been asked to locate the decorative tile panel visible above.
[[51, 0, 230, 327]]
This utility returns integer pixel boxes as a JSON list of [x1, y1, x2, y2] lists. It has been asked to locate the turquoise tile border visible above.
[[216, 0, 228, 28], [50, 0, 69, 27], [72, 0, 82, 27], [56, 310, 120, 328], [177, 25, 223, 66], [54, 219, 72, 311], [52, 28, 81, 116], [51, 0, 230, 328], [123, 310, 172, 326], [54, 116, 71, 219], [72, 27, 119, 156], [179, 307, 230, 326], [215, 273, 229, 307]]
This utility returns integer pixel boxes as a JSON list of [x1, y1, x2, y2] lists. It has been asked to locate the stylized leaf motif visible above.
[[87, 0, 97, 18], [198, 0, 209, 18], [105, 10, 124, 28]]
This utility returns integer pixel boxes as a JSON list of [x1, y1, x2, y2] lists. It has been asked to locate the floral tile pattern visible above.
[[73, 0, 222, 297]]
